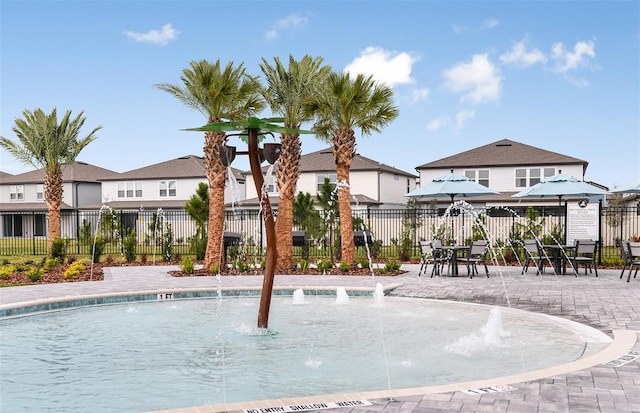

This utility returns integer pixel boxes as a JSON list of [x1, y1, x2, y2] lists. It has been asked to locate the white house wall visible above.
[[419, 164, 585, 193], [101, 178, 244, 205], [378, 171, 416, 204]]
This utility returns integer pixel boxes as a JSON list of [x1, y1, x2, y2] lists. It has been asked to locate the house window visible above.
[[317, 173, 337, 192], [465, 169, 490, 187], [478, 170, 489, 187], [406, 178, 410, 193], [36, 184, 44, 200], [530, 168, 541, 186], [544, 168, 555, 179], [515, 169, 527, 188], [117, 182, 143, 198], [9, 185, 24, 201], [159, 180, 176, 197]]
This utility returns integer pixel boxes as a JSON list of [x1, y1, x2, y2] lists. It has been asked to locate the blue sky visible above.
[[1, 1, 639, 190]]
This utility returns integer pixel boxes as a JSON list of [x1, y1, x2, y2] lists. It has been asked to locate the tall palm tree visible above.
[[0, 108, 101, 249], [259, 55, 331, 273], [303, 72, 399, 266], [154, 60, 264, 271]]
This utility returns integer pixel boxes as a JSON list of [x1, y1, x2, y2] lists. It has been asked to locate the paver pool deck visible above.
[[1, 264, 639, 413]]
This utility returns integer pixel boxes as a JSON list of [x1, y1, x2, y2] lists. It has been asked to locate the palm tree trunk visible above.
[[203, 130, 226, 271], [44, 167, 63, 251], [336, 161, 356, 265], [275, 133, 301, 273]]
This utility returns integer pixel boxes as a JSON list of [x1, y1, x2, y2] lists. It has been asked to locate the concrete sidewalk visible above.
[[1, 264, 639, 412]]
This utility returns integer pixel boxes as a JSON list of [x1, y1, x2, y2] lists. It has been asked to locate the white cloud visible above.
[[500, 38, 547, 67], [410, 87, 430, 104], [481, 18, 500, 30], [453, 17, 499, 33], [264, 14, 309, 42], [344, 46, 418, 87], [425, 116, 450, 131], [442, 54, 502, 104], [124, 23, 178, 46], [551, 40, 596, 73], [455, 110, 475, 131]]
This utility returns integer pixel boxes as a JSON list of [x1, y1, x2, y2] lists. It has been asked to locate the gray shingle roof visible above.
[[417, 139, 588, 170], [99, 155, 244, 182], [0, 161, 118, 184], [249, 148, 417, 177]]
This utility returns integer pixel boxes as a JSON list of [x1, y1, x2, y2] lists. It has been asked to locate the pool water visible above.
[[0, 295, 610, 413]]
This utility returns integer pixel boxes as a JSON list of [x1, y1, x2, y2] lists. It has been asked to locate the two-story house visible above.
[[241, 148, 418, 210], [0, 161, 117, 238], [98, 155, 245, 211], [415, 139, 606, 209]]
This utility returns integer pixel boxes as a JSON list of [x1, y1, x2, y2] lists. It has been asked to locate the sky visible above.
[[1, 0, 639, 190]]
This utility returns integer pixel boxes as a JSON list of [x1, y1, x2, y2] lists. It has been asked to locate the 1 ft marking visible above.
[[157, 293, 173, 300]]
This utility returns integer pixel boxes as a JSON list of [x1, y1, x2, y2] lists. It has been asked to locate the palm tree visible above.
[[303, 72, 399, 265], [259, 55, 331, 273], [154, 60, 265, 271], [0, 108, 101, 249]]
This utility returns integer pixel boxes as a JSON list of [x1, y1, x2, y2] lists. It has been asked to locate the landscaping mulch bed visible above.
[[2, 263, 104, 286]]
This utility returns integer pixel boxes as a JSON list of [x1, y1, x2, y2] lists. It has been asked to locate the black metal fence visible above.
[[1, 205, 639, 261]]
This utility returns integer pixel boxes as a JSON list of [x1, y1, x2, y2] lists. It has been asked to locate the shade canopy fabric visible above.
[[610, 178, 640, 194], [512, 172, 607, 201], [406, 170, 499, 202]]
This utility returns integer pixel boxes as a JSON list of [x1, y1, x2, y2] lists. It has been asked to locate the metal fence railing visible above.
[[1, 205, 639, 261]]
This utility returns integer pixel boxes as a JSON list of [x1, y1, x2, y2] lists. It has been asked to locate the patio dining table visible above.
[[442, 245, 471, 276], [543, 244, 576, 275]]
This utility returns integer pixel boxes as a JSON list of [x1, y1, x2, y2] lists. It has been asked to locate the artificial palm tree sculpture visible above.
[[259, 55, 331, 273], [0, 108, 101, 250], [154, 60, 265, 272], [187, 117, 311, 328], [303, 72, 399, 266]]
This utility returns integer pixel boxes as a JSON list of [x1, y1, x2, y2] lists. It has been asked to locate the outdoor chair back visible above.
[[522, 239, 549, 275], [570, 239, 598, 277], [625, 241, 640, 282], [463, 240, 489, 278], [620, 240, 633, 280], [418, 241, 435, 277]]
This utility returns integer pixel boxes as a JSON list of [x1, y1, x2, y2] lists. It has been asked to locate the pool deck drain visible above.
[[1, 264, 639, 413]]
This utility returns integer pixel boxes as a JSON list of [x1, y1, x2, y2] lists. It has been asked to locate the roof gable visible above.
[[417, 139, 587, 170]]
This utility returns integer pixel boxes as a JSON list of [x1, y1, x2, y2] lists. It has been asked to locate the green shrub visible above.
[[162, 224, 174, 262], [339, 261, 351, 272], [317, 260, 333, 272], [123, 230, 137, 263], [189, 234, 207, 261], [384, 259, 401, 272], [1, 258, 10, 265], [298, 259, 309, 271], [209, 263, 220, 274], [180, 257, 195, 274], [27, 267, 43, 282], [92, 236, 105, 263], [64, 261, 86, 278], [43, 258, 61, 272], [359, 259, 370, 269], [49, 238, 67, 263]]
